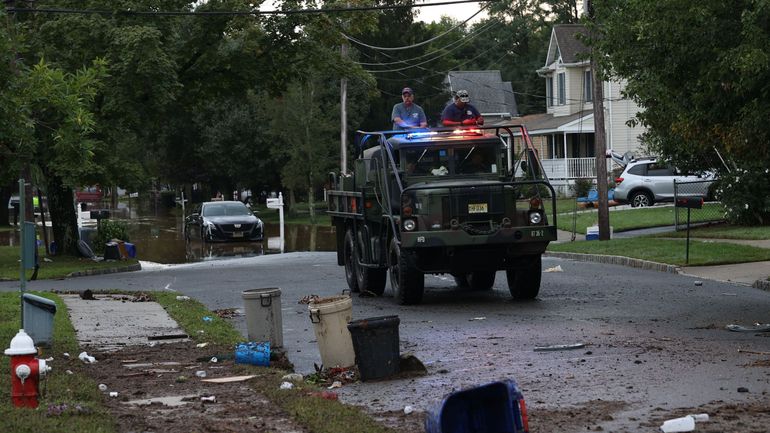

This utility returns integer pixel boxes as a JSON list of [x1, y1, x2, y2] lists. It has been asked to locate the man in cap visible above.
[[441, 89, 484, 127], [391, 87, 428, 130]]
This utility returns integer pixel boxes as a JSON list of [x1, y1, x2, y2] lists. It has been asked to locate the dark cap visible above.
[[402, 87, 414, 95]]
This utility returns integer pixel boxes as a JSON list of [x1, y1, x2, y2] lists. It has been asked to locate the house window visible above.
[[584, 70, 593, 102], [546, 77, 553, 107], [557, 73, 566, 105]]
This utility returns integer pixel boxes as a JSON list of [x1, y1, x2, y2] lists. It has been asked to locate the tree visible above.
[[590, 0, 770, 224]]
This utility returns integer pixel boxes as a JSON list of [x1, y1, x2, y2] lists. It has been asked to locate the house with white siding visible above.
[[521, 24, 645, 195]]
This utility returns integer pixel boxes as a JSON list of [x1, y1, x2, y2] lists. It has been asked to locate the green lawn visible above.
[[650, 224, 770, 240], [548, 237, 770, 266], [0, 246, 138, 281], [554, 203, 724, 234]]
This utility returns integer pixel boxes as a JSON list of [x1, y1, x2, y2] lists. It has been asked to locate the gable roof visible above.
[[545, 24, 590, 66], [445, 70, 519, 117]]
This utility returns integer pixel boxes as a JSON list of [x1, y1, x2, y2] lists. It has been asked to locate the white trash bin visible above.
[[308, 295, 355, 368], [242, 288, 283, 348]]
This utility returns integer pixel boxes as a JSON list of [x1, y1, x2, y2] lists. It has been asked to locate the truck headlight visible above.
[[403, 219, 416, 231], [528, 211, 542, 224]]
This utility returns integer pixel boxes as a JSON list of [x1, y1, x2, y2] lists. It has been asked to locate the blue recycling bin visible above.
[[124, 242, 136, 258], [424, 380, 528, 433]]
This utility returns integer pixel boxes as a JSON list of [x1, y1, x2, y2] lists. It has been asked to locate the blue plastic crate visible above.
[[424, 380, 528, 433]]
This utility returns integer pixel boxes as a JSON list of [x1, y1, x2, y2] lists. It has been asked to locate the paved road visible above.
[[2, 252, 769, 431]]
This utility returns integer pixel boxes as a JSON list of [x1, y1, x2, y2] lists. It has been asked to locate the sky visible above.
[[413, 1, 489, 24]]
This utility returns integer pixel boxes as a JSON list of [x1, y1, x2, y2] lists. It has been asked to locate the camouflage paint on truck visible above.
[[327, 125, 557, 305]]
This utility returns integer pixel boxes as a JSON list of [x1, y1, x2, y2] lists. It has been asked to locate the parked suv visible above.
[[613, 158, 715, 207]]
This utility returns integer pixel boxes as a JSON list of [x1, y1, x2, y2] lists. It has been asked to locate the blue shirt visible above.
[[441, 102, 481, 123], [391, 102, 427, 130]]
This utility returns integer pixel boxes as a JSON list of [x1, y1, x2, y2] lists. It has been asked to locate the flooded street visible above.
[[1, 204, 336, 264]]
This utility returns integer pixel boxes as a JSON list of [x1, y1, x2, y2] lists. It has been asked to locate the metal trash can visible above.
[[22, 294, 57, 347], [347, 316, 400, 381], [242, 288, 283, 348]]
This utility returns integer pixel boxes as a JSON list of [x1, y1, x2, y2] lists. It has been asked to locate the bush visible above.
[[716, 163, 770, 226], [94, 220, 130, 253], [571, 178, 595, 198]]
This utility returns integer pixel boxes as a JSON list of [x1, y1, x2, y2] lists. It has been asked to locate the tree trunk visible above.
[[0, 183, 11, 226], [308, 186, 315, 224], [45, 174, 80, 256], [288, 189, 296, 217]]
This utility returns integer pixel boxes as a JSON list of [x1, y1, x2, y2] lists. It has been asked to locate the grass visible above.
[[0, 246, 138, 281], [548, 237, 770, 266], [650, 224, 770, 240], [554, 203, 724, 234], [0, 292, 116, 433]]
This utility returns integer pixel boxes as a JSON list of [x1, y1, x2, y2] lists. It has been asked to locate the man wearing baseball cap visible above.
[[441, 89, 484, 127], [391, 87, 428, 130]]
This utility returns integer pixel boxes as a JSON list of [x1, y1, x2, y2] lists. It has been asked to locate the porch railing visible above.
[[542, 157, 610, 180]]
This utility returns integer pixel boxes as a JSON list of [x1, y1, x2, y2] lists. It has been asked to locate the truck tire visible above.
[[506, 255, 542, 300], [344, 229, 360, 292], [389, 240, 424, 305], [355, 242, 387, 295], [467, 271, 496, 290]]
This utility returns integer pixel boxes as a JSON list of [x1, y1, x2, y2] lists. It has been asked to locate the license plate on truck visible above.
[[468, 203, 488, 214]]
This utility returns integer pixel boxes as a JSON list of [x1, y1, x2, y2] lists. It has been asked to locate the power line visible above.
[[6, 0, 495, 17]]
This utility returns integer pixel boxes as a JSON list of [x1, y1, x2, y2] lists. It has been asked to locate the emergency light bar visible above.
[[405, 129, 483, 140]]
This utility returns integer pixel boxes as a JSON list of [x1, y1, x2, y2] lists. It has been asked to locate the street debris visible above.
[[659, 413, 709, 432], [109, 392, 118, 397], [279, 381, 294, 390], [399, 353, 428, 377], [234, 341, 270, 366], [200, 395, 216, 403], [195, 370, 207, 378], [147, 333, 189, 341], [98, 384, 108, 391], [544, 265, 563, 273], [404, 405, 414, 415], [78, 351, 97, 363], [63, 352, 70, 358], [196, 342, 208, 348], [213, 308, 242, 319], [309, 391, 338, 400], [469, 317, 486, 321], [738, 349, 770, 356], [175, 295, 190, 301], [298, 294, 320, 304], [694, 280, 703, 286], [726, 323, 770, 332], [738, 387, 749, 393], [534, 343, 586, 352], [327, 380, 342, 389], [46, 403, 91, 417], [202, 316, 213, 322], [282, 373, 304, 382], [201, 375, 256, 384]]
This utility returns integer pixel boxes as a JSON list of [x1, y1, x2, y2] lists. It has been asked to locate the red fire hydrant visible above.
[[4, 329, 51, 408]]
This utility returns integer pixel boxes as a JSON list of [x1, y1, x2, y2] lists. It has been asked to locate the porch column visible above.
[[563, 132, 568, 179]]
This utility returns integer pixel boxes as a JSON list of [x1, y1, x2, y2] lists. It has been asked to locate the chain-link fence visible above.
[[674, 179, 724, 230]]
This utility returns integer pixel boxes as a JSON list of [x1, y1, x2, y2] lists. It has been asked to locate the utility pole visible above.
[[339, 4, 350, 175], [587, 0, 610, 240]]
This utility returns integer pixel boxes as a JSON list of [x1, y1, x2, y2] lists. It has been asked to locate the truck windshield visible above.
[[403, 145, 497, 176]]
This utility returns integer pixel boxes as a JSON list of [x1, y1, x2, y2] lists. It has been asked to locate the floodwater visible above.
[[1, 204, 336, 264]]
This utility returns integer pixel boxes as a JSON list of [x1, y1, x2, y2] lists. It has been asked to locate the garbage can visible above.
[[347, 316, 400, 381], [424, 380, 528, 433], [308, 295, 355, 368], [22, 294, 57, 347], [242, 288, 283, 348]]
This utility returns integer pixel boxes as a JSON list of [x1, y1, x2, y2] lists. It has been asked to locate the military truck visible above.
[[326, 124, 557, 305]]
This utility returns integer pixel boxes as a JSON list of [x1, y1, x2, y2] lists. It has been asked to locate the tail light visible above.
[[615, 177, 624, 184]]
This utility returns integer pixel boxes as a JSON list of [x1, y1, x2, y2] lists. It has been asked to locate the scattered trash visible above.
[[469, 317, 486, 321], [327, 380, 342, 389], [63, 352, 70, 358], [279, 381, 294, 390], [726, 323, 770, 332], [534, 343, 586, 352], [298, 294, 320, 304], [202, 316, 213, 322], [399, 353, 428, 376], [201, 375, 257, 384], [195, 371, 207, 378], [46, 403, 91, 417], [109, 392, 118, 398], [234, 342, 270, 367], [694, 281, 703, 286], [310, 391, 338, 400], [80, 289, 94, 300], [721, 292, 737, 296], [213, 308, 242, 318], [43, 257, 53, 263], [544, 265, 563, 273], [200, 395, 216, 402], [738, 349, 770, 356], [659, 414, 708, 432], [196, 342, 209, 348], [65, 370, 73, 375], [404, 405, 414, 415], [282, 373, 304, 382], [210, 357, 218, 363], [175, 376, 188, 383], [147, 333, 188, 341], [98, 384, 108, 392], [738, 387, 749, 393], [175, 295, 190, 301], [78, 351, 96, 363]]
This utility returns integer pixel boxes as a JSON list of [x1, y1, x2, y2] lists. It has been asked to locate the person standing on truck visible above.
[[441, 89, 484, 126], [391, 87, 428, 130]]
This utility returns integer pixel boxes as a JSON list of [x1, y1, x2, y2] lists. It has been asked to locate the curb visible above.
[[753, 279, 770, 292], [67, 262, 142, 278], [544, 252, 680, 274]]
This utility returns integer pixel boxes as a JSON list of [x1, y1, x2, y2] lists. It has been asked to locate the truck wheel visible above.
[[344, 229, 360, 292], [389, 240, 424, 305], [468, 271, 496, 290], [355, 244, 386, 295], [506, 255, 542, 300]]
